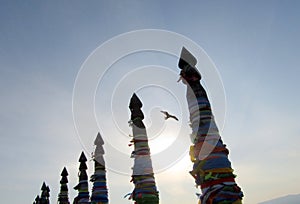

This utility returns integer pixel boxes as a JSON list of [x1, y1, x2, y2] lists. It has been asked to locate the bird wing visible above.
[[160, 111, 167, 115], [170, 115, 179, 121]]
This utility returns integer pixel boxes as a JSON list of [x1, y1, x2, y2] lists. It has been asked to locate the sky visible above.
[[0, 0, 300, 203]]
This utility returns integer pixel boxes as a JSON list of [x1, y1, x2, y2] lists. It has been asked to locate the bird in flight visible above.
[[160, 111, 179, 121]]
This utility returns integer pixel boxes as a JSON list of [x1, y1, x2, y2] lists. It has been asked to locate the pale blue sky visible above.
[[0, 1, 300, 203]]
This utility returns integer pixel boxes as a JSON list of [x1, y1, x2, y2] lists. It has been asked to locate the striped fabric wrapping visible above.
[[74, 176, 89, 203], [73, 152, 90, 204], [186, 81, 243, 204], [91, 133, 109, 204], [178, 47, 243, 204], [58, 167, 70, 204], [128, 94, 159, 204], [58, 182, 69, 204], [90, 162, 109, 204]]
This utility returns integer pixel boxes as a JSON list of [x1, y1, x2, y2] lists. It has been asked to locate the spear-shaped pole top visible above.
[[129, 93, 143, 109], [41, 182, 47, 191], [79, 151, 87, 162], [61, 167, 68, 177], [178, 46, 197, 69], [94, 132, 104, 145], [178, 47, 201, 81]]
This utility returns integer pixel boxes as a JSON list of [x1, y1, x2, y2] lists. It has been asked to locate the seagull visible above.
[[160, 111, 179, 121]]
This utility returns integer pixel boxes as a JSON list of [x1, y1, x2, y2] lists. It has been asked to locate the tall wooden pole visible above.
[[128, 93, 159, 204], [178, 47, 243, 204]]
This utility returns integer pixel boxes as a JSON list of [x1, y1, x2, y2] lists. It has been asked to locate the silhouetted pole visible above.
[[178, 47, 243, 204], [40, 182, 50, 204], [90, 132, 109, 204], [127, 93, 159, 204], [58, 167, 70, 204], [73, 152, 90, 204]]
